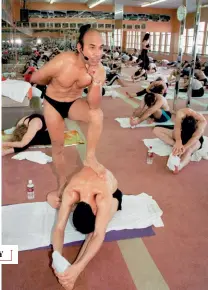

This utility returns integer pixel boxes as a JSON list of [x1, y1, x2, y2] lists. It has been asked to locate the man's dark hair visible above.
[[143, 33, 150, 41], [144, 93, 156, 107], [78, 24, 92, 49], [181, 116, 197, 133], [72, 202, 96, 234], [152, 84, 164, 94]]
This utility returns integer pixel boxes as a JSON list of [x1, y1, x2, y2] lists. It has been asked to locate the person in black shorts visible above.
[[153, 108, 207, 173]]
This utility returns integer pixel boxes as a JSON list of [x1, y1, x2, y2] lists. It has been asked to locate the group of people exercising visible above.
[[2, 25, 207, 289]]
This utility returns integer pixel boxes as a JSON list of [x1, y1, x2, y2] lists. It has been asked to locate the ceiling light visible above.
[[50, 0, 54, 4], [141, 0, 166, 7], [202, 4, 208, 8], [88, 0, 106, 9]]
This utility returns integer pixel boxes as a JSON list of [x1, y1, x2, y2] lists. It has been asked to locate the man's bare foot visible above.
[[84, 157, 106, 178], [47, 191, 61, 209], [173, 165, 179, 174]]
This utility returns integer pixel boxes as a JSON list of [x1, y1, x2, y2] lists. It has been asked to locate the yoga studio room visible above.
[[2, 0, 208, 289]]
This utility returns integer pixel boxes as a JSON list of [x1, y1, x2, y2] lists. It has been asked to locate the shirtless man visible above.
[[130, 92, 171, 126], [153, 108, 207, 173], [52, 166, 122, 289], [31, 25, 106, 208]]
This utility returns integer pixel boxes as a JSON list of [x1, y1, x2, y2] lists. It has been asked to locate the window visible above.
[[154, 32, 160, 52], [149, 32, 154, 51], [197, 22, 205, 54], [107, 31, 113, 47], [187, 28, 194, 54], [101, 32, 107, 45], [31, 23, 38, 28], [165, 32, 171, 53], [206, 24, 208, 55], [160, 32, 166, 52], [114, 29, 122, 47], [70, 23, 76, 28], [181, 29, 187, 53], [98, 24, 104, 29], [126, 31, 141, 49]]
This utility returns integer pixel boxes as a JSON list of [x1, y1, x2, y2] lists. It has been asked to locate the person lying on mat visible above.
[[51, 165, 122, 290], [2, 113, 51, 156], [153, 108, 207, 173], [179, 75, 204, 97], [130, 93, 171, 126], [131, 66, 147, 82], [126, 77, 167, 99]]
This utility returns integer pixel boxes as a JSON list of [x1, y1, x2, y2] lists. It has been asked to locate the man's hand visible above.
[[54, 264, 81, 290], [86, 64, 102, 83], [130, 117, 140, 127], [173, 140, 185, 156]]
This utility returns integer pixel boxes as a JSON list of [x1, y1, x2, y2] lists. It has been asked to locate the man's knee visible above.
[[88, 108, 104, 123]]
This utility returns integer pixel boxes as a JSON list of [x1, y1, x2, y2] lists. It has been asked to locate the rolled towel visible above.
[[167, 153, 181, 171], [52, 251, 71, 273]]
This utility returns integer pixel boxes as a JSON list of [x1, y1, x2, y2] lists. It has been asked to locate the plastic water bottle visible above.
[[27, 180, 35, 199], [147, 146, 154, 165]]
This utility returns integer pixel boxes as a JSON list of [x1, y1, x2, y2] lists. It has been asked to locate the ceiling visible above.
[[29, 0, 208, 12]]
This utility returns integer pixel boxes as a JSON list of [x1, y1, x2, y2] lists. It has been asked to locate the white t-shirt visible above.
[[122, 54, 130, 61], [149, 56, 154, 62], [149, 62, 156, 69], [113, 52, 119, 59], [192, 79, 203, 90]]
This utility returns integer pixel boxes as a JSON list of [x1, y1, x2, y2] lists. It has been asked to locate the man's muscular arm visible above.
[[87, 65, 106, 110], [31, 53, 66, 85]]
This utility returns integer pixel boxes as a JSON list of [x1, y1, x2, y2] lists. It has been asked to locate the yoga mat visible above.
[[115, 117, 174, 128], [32, 227, 155, 251], [2, 130, 85, 147]]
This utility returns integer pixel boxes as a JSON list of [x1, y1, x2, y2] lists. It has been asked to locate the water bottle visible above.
[[27, 180, 35, 199], [147, 146, 154, 165]]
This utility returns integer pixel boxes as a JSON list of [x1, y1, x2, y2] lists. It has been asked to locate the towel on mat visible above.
[[2, 79, 31, 103], [115, 118, 174, 128], [143, 136, 208, 161], [2, 193, 163, 251], [12, 151, 52, 164]]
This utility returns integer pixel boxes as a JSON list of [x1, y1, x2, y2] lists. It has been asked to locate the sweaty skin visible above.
[[52, 166, 119, 290], [31, 30, 106, 208]]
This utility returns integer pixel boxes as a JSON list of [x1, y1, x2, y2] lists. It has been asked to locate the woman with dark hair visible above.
[[129, 92, 171, 126], [141, 33, 150, 70], [131, 65, 147, 82], [2, 113, 51, 156], [153, 108, 207, 173]]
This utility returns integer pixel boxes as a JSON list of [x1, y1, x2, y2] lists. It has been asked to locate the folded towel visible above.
[[143, 138, 172, 156], [115, 118, 174, 128], [2, 193, 163, 251], [167, 153, 181, 171], [52, 251, 71, 273], [12, 151, 52, 164], [2, 79, 31, 103], [191, 136, 208, 161]]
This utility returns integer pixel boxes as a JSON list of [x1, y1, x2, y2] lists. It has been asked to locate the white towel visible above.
[[32, 87, 42, 98], [115, 118, 174, 129], [143, 137, 208, 160], [52, 251, 71, 273], [143, 138, 172, 156], [191, 136, 208, 161], [2, 79, 31, 103], [12, 151, 52, 164], [167, 153, 181, 171], [2, 193, 163, 251], [103, 85, 121, 90]]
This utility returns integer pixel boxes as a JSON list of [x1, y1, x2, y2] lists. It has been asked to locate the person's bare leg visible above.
[[69, 99, 105, 176], [44, 99, 67, 208], [178, 141, 201, 171], [153, 127, 175, 146]]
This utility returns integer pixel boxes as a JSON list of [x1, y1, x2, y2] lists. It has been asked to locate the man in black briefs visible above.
[[52, 165, 122, 290], [31, 25, 106, 208]]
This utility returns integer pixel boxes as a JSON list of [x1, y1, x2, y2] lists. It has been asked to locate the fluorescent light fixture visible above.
[[88, 0, 106, 9], [202, 4, 208, 7], [37, 38, 42, 44], [141, 0, 166, 7], [115, 10, 123, 14], [15, 39, 22, 44]]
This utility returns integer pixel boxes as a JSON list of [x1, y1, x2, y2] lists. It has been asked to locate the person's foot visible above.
[[84, 157, 106, 178], [47, 191, 61, 209]]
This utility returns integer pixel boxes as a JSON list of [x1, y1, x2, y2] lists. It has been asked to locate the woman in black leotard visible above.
[[141, 33, 150, 70], [2, 113, 51, 156]]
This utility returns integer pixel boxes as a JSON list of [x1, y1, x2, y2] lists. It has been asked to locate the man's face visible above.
[[82, 31, 104, 66]]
